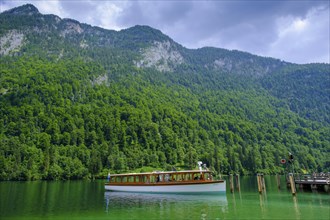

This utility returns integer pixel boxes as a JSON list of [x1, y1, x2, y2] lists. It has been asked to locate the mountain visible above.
[[0, 4, 329, 180], [1, 4, 286, 74]]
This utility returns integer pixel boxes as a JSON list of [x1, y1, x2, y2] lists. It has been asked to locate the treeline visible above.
[[0, 56, 329, 180]]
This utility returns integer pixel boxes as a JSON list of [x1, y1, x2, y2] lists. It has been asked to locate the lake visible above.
[[0, 175, 329, 219]]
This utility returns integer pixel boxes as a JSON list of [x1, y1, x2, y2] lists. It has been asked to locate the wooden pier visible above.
[[257, 173, 266, 194], [287, 173, 330, 192]]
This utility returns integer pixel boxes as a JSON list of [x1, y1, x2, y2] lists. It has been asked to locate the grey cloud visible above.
[[116, 1, 192, 28], [61, 1, 93, 16], [60, 1, 95, 22]]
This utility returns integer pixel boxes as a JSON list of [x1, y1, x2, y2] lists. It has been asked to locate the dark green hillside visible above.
[[262, 64, 330, 124], [0, 4, 329, 180]]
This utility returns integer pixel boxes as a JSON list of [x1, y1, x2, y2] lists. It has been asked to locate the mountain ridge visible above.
[[1, 3, 40, 15], [1, 4, 328, 65], [1, 4, 290, 74], [1, 4, 328, 129]]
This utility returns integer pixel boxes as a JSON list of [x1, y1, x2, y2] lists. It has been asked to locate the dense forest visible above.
[[0, 4, 329, 180]]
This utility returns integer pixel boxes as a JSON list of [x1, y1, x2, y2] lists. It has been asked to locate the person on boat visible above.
[[203, 164, 208, 170]]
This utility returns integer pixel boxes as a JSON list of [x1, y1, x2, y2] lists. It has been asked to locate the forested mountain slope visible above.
[[0, 4, 329, 180]]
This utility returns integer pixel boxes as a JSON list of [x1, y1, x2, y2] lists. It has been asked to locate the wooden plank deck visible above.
[[287, 173, 330, 192]]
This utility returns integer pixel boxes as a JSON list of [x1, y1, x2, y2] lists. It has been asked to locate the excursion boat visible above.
[[104, 162, 226, 194]]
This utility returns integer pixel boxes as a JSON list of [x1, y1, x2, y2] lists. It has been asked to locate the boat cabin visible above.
[[108, 170, 214, 185]]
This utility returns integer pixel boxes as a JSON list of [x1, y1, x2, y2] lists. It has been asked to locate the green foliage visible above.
[[0, 55, 329, 180]]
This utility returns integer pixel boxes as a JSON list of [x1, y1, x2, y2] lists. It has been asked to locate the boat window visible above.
[[140, 175, 147, 183], [158, 174, 163, 182], [122, 176, 127, 182], [204, 173, 210, 180], [128, 176, 134, 183], [114, 176, 121, 183], [171, 174, 176, 181]]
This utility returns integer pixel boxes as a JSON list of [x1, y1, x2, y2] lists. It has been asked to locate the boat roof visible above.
[[109, 170, 213, 177]]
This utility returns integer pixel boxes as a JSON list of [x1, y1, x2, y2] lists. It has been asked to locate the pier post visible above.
[[262, 174, 266, 191], [235, 174, 240, 192], [230, 174, 234, 193], [276, 174, 281, 189], [289, 173, 296, 195], [257, 173, 264, 194]]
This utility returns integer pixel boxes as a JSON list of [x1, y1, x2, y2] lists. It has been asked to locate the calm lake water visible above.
[[0, 176, 329, 220]]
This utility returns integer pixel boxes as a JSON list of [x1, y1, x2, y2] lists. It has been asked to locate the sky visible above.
[[1, 0, 329, 64]]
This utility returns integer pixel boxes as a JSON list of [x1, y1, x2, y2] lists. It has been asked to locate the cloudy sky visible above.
[[1, 0, 329, 64]]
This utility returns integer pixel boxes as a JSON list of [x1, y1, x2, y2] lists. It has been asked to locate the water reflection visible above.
[[1, 178, 328, 220], [104, 192, 228, 219]]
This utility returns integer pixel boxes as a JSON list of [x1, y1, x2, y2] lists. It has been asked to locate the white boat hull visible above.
[[105, 181, 226, 194]]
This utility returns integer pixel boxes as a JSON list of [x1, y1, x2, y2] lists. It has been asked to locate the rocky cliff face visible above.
[[135, 41, 184, 72], [0, 30, 25, 55]]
